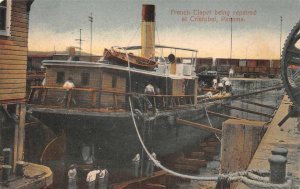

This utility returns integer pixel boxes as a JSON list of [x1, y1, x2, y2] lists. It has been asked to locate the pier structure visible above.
[[236, 95, 300, 188], [0, 0, 53, 188]]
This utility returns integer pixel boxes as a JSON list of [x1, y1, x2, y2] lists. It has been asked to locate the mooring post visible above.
[[268, 155, 287, 184], [271, 147, 288, 157], [2, 165, 12, 183], [3, 148, 12, 165]]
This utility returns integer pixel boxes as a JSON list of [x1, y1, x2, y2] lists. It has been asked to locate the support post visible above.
[[17, 104, 26, 162], [220, 119, 264, 188], [194, 78, 198, 105]]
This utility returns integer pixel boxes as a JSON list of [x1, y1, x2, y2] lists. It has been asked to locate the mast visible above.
[[89, 13, 93, 61]]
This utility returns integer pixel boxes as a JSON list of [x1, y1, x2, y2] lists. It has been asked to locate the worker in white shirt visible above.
[[146, 152, 158, 177], [144, 83, 155, 95], [225, 80, 232, 93], [217, 81, 224, 95], [144, 83, 155, 110], [68, 164, 77, 189], [229, 67, 234, 78], [98, 169, 108, 189], [63, 77, 75, 90], [86, 168, 100, 189], [132, 153, 140, 177], [62, 77, 75, 106], [212, 78, 217, 90]]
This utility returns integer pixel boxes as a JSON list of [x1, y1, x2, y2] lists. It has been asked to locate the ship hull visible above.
[[30, 105, 221, 167]]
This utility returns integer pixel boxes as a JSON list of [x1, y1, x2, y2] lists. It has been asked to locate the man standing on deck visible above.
[[62, 77, 75, 106], [63, 77, 75, 90], [144, 83, 155, 109]]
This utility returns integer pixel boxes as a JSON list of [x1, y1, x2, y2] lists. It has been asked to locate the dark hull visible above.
[[30, 105, 221, 167]]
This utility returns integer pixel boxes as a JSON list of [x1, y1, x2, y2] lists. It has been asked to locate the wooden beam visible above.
[[145, 183, 166, 189], [207, 110, 243, 120], [176, 118, 222, 135], [240, 100, 278, 110], [222, 104, 273, 118]]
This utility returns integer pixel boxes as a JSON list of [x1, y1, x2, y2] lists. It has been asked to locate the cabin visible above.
[[28, 60, 198, 111], [0, 0, 34, 166]]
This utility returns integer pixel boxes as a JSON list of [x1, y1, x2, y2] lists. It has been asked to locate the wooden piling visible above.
[[220, 119, 265, 188], [17, 104, 26, 161]]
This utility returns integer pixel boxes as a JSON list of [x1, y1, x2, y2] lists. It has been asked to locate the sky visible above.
[[28, 0, 300, 59]]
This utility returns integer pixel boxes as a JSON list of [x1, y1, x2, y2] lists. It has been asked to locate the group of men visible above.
[[68, 165, 108, 189], [212, 77, 232, 95], [132, 152, 159, 178]]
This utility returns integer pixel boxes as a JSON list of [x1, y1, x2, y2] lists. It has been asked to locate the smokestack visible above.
[[141, 4, 155, 59]]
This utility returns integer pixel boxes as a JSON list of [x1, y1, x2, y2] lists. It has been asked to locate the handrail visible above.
[[30, 86, 195, 97], [28, 86, 195, 112]]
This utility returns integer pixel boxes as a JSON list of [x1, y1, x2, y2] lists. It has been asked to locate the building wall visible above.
[[0, 0, 31, 102]]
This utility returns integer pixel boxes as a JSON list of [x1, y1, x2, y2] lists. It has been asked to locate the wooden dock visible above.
[[2, 162, 52, 189], [237, 95, 300, 188]]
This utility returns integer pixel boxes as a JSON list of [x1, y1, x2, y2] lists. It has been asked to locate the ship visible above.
[[27, 5, 219, 170]]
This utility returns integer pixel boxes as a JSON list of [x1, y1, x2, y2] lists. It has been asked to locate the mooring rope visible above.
[[123, 30, 290, 188], [129, 97, 291, 188]]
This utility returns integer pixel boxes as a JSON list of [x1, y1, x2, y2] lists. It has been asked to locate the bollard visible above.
[[268, 155, 287, 184], [2, 165, 12, 182], [3, 148, 12, 165], [16, 161, 25, 176], [271, 147, 288, 157]]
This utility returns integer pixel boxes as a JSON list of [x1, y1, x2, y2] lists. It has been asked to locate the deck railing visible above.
[[28, 86, 195, 112]]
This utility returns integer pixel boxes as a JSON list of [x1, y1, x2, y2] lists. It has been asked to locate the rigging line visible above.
[[156, 24, 161, 46], [203, 99, 221, 142], [127, 23, 142, 48]]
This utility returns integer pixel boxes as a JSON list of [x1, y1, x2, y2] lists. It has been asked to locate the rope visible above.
[[126, 23, 141, 48], [122, 28, 290, 188], [203, 98, 221, 142], [129, 97, 218, 181]]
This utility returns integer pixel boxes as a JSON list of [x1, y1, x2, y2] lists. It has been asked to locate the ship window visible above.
[[112, 75, 117, 88], [0, 0, 12, 36], [81, 72, 90, 86], [56, 71, 65, 83]]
